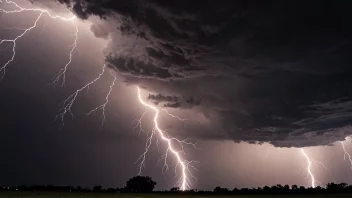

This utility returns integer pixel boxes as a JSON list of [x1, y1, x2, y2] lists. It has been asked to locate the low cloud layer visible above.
[[147, 93, 200, 109], [49, 0, 352, 147]]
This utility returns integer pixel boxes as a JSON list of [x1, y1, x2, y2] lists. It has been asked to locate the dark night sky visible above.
[[1, 0, 352, 190]]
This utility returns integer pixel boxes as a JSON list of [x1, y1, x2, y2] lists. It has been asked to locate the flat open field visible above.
[[0, 192, 352, 198]]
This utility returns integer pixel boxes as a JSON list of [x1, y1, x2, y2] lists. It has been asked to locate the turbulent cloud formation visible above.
[[51, 0, 352, 147], [147, 93, 200, 109]]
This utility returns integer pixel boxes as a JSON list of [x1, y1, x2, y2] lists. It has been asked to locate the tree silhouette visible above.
[[338, 183, 348, 189], [93, 185, 102, 192], [263, 185, 271, 193], [213, 186, 229, 193], [124, 176, 156, 193], [170, 187, 180, 192]]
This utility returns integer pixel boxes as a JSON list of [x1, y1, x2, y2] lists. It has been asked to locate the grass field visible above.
[[0, 192, 352, 198]]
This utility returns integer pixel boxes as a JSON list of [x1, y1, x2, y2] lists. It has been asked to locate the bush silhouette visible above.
[[170, 187, 180, 192], [93, 185, 102, 192], [124, 176, 156, 193]]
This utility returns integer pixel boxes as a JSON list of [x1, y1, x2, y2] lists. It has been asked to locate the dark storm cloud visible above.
[[147, 93, 200, 109], [53, 0, 352, 147], [148, 94, 179, 104]]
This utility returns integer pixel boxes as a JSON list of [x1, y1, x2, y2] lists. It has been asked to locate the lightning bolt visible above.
[[0, 0, 76, 81], [340, 141, 352, 170], [54, 64, 106, 128], [301, 148, 316, 188], [87, 73, 117, 126], [300, 148, 327, 188], [136, 86, 198, 190]]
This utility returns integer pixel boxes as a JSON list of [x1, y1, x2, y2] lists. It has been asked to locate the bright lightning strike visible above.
[[54, 65, 106, 128], [340, 141, 352, 170], [301, 148, 316, 188], [87, 73, 117, 126], [136, 86, 198, 191], [300, 148, 327, 188], [0, 0, 76, 81]]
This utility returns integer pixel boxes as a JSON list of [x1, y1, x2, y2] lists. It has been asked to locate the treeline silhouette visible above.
[[1, 176, 352, 195]]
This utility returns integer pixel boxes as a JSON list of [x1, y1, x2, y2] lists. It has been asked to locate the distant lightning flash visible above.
[[340, 141, 352, 170], [301, 148, 316, 188], [136, 87, 198, 190], [300, 148, 327, 188], [0, 0, 77, 82]]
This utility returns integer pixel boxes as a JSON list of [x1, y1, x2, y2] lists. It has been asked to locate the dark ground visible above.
[[1, 192, 352, 198]]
